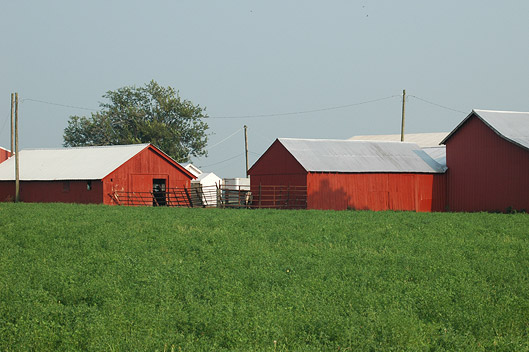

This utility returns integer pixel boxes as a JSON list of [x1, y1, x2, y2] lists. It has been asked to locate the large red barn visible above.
[[0, 143, 194, 205], [441, 109, 529, 212], [248, 138, 447, 211]]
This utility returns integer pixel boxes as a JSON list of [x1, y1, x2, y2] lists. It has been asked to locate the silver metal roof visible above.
[[0, 144, 150, 181], [349, 132, 448, 147], [421, 146, 446, 167], [278, 138, 447, 173], [441, 109, 529, 151]]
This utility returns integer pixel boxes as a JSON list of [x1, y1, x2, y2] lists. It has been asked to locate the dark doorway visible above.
[[153, 179, 167, 206]]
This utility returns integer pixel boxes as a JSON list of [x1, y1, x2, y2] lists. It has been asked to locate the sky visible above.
[[1, 1, 528, 178]]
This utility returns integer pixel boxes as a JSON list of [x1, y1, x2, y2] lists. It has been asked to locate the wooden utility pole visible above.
[[10, 93, 14, 155], [244, 125, 249, 177], [400, 89, 406, 142], [15, 92, 20, 202]]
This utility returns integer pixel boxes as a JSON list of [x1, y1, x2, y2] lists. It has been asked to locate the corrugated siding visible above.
[[307, 173, 446, 212], [446, 116, 529, 212]]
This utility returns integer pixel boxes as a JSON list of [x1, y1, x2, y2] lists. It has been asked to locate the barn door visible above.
[[153, 179, 167, 206]]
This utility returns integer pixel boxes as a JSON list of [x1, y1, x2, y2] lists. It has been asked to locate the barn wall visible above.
[[0, 180, 103, 204], [103, 146, 193, 205], [446, 116, 529, 212], [307, 173, 446, 212], [248, 140, 307, 176], [248, 140, 308, 209]]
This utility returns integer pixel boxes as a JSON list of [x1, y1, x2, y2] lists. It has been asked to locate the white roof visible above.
[[422, 146, 446, 167], [442, 109, 529, 151], [182, 163, 202, 177], [277, 138, 446, 173], [0, 144, 150, 181], [191, 172, 221, 184], [349, 132, 448, 147]]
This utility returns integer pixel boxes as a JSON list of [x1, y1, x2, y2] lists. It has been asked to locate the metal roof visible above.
[[349, 132, 449, 147], [0, 144, 150, 181], [278, 138, 447, 173], [421, 146, 446, 167], [441, 109, 529, 151], [182, 163, 202, 177]]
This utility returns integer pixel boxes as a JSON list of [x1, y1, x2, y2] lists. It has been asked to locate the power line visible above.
[[0, 115, 10, 137], [22, 98, 98, 112], [208, 95, 401, 119], [408, 95, 467, 114], [200, 153, 244, 168], [208, 128, 242, 149]]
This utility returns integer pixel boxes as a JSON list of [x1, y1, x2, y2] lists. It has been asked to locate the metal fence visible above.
[[110, 184, 307, 209]]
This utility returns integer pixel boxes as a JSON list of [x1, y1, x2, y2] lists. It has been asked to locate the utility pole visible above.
[[244, 125, 249, 178], [400, 89, 406, 142], [10, 93, 14, 156], [15, 92, 20, 202]]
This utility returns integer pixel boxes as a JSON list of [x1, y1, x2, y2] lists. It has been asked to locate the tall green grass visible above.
[[1, 203, 528, 351]]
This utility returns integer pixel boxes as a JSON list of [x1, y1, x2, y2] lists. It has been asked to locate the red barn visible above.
[[0, 143, 194, 205], [248, 138, 447, 211], [441, 109, 529, 212]]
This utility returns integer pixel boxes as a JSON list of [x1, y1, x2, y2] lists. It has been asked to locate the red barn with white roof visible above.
[[0, 144, 194, 205], [249, 138, 447, 211]]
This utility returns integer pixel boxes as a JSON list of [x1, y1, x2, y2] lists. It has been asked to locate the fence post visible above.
[[184, 187, 193, 207]]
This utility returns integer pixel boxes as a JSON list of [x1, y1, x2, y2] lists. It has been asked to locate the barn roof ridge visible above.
[[441, 109, 529, 151]]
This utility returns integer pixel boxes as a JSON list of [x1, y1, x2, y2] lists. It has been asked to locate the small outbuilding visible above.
[[191, 172, 222, 207], [0, 143, 195, 205], [441, 109, 529, 212], [248, 138, 447, 211]]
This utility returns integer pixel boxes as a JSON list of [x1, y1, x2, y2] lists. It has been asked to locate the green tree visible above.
[[63, 80, 208, 162]]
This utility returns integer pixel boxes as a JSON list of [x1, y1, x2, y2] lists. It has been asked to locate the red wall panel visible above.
[[0, 180, 103, 204], [307, 173, 446, 212], [446, 116, 529, 212]]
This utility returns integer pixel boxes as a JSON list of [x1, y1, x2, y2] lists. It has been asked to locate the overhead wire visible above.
[[200, 153, 244, 168], [0, 115, 10, 137], [408, 95, 467, 114], [22, 98, 99, 112], [207, 95, 401, 119], [207, 128, 242, 149], [20, 94, 467, 119]]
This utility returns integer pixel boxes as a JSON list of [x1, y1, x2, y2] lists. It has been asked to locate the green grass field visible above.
[[1, 203, 528, 351]]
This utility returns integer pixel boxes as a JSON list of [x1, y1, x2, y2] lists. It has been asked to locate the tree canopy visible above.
[[63, 80, 208, 162]]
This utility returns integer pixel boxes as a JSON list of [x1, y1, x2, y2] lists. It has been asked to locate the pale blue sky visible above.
[[1, 1, 528, 177]]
